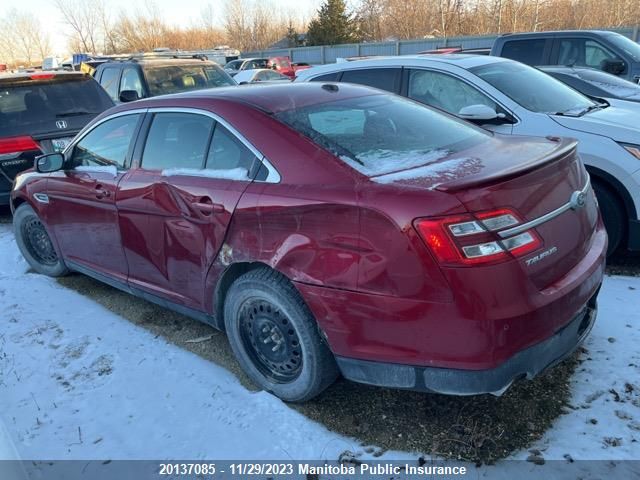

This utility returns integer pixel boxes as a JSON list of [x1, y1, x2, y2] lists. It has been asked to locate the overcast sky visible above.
[[9, 0, 324, 55]]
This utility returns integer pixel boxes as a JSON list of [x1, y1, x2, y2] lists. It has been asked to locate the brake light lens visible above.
[[30, 73, 56, 80], [414, 208, 542, 266], [0, 136, 40, 155]]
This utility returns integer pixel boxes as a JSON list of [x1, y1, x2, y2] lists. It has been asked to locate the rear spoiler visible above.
[[435, 138, 579, 193]]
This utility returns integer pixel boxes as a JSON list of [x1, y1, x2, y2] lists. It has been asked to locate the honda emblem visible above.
[[56, 120, 67, 129]]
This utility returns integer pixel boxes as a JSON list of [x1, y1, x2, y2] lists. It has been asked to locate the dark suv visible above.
[[491, 30, 640, 83], [0, 71, 113, 205], [93, 56, 236, 103]]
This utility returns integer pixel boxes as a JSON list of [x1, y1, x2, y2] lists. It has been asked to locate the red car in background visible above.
[[11, 83, 605, 402], [267, 56, 296, 78]]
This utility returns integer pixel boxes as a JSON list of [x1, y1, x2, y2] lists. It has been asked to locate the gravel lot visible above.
[[0, 205, 637, 463]]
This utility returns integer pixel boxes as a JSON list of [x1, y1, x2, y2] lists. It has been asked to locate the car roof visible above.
[[296, 54, 509, 78], [123, 82, 385, 114], [498, 30, 616, 38], [98, 58, 215, 68]]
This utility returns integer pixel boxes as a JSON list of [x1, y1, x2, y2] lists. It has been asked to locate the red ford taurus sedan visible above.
[[11, 83, 606, 402]]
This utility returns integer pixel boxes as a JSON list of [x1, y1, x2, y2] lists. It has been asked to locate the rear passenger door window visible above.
[[407, 69, 498, 115], [206, 124, 256, 179], [340, 68, 401, 93], [99, 68, 121, 101], [141, 113, 214, 170], [501, 39, 548, 65]]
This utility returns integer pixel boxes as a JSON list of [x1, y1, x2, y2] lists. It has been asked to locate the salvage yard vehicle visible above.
[[223, 58, 269, 77], [296, 55, 640, 255], [11, 83, 605, 402], [490, 30, 640, 83], [93, 54, 236, 103], [234, 69, 291, 84], [0, 71, 114, 205], [539, 65, 640, 104]]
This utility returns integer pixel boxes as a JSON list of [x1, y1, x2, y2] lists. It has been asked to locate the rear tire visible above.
[[592, 181, 625, 256], [223, 267, 338, 402], [13, 203, 68, 277]]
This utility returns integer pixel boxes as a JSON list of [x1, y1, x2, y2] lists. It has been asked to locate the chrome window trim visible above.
[[498, 175, 592, 239], [64, 107, 281, 183], [142, 107, 280, 183]]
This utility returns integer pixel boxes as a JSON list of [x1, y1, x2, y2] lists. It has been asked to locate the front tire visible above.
[[592, 181, 624, 256], [13, 203, 68, 277], [224, 268, 338, 402]]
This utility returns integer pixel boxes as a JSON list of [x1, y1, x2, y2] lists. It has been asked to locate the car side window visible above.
[[206, 124, 256, 177], [501, 39, 547, 65], [69, 114, 141, 169], [557, 38, 618, 69], [585, 40, 617, 69], [340, 68, 400, 93], [408, 69, 498, 115], [141, 113, 214, 170], [120, 68, 144, 98], [99, 68, 120, 101], [310, 72, 340, 82]]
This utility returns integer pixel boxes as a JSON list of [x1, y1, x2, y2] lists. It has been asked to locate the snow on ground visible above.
[[0, 222, 638, 477]]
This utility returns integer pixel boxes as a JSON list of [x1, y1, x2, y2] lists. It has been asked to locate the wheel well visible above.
[[11, 196, 26, 214], [586, 166, 635, 219], [214, 261, 272, 330]]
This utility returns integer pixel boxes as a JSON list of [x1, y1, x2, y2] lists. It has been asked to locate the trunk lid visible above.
[[375, 135, 597, 290], [449, 136, 596, 289]]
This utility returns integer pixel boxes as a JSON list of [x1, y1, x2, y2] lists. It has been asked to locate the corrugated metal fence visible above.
[[242, 27, 639, 64]]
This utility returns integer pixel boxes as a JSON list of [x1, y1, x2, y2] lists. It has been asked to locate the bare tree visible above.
[[54, 0, 104, 53], [0, 9, 51, 67]]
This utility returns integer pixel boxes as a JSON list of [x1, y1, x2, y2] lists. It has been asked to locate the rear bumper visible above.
[[336, 292, 598, 395]]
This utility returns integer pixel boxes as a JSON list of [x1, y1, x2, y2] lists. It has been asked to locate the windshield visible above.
[[577, 68, 640, 98], [144, 64, 236, 96], [471, 61, 596, 114], [606, 33, 640, 62], [0, 75, 113, 136], [224, 60, 243, 71], [275, 94, 488, 177]]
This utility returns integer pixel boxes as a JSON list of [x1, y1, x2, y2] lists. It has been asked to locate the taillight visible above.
[[0, 136, 40, 155], [414, 208, 542, 266]]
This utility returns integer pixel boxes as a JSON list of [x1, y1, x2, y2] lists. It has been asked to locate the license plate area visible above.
[[51, 137, 74, 152]]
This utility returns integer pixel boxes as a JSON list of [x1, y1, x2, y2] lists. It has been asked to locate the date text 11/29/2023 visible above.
[[158, 462, 469, 477]]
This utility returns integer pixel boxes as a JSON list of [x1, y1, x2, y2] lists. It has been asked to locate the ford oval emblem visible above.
[[570, 190, 586, 210]]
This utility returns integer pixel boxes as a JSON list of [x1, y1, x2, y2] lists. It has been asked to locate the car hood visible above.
[[549, 105, 640, 143]]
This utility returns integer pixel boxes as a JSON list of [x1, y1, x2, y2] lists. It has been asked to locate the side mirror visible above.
[[119, 90, 140, 103], [35, 153, 64, 173], [458, 104, 506, 121], [601, 58, 625, 75]]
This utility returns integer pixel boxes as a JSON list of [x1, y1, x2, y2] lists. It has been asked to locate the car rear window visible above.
[[275, 94, 488, 177], [0, 75, 113, 136], [144, 64, 236, 96]]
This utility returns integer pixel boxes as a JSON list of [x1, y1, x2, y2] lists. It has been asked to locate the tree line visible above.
[[1, 0, 640, 67]]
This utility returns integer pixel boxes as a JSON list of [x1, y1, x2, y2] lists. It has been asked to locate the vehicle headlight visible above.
[[621, 143, 640, 160]]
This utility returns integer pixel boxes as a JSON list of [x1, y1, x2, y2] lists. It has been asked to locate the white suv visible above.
[[296, 55, 640, 255]]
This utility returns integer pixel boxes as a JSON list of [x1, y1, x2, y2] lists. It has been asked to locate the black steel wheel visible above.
[[224, 267, 338, 402], [13, 203, 68, 277], [239, 298, 303, 382], [21, 216, 59, 266]]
